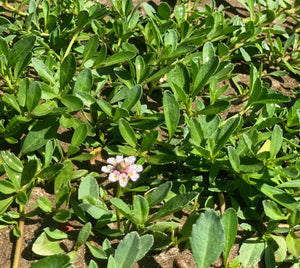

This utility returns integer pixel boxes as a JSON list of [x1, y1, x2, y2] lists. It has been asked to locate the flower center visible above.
[[115, 161, 128, 173]]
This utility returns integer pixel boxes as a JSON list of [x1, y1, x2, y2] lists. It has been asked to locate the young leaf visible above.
[[133, 195, 149, 225], [114, 232, 140, 268], [270, 124, 282, 159], [88, 259, 99, 268], [163, 90, 180, 139], [190, 209, 225, 268], [135, 55, 145, 83], [119, 118, 137, 148], [60, 53, 76, 89], [221, 208, 238, 265]]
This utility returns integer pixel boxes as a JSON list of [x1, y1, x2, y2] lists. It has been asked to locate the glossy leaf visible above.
[[32, 232, 64, 256], [26, 81, 42, 112]]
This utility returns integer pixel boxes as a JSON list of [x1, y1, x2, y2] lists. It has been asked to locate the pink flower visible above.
[[101, 156, 143, 187]]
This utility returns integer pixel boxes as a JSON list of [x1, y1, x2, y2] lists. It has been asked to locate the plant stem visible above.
[[4, 0, 26, 16], [12, 205, 25, 268], [62, 31, 79, 61], [116, 184, 122, 230]]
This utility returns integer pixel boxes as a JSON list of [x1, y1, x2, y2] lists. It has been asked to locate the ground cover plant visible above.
[[0, 0, 300, 267]]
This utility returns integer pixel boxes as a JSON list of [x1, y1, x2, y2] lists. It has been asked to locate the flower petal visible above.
[[125, 156, 136, 165], [119, 173, 129, 187], [108, 171, 120, 182], [101, 165, 114, 173]]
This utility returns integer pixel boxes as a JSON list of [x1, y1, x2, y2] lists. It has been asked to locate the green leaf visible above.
[[227, 146, 240, 173], [198, 100, 230, 115], [1, 151, 23, 173], [30, 254, 71, 268], [104, 51, 136, 67], [263, 200, 286, 220], [114, 232, 140, 268], [0, 180, 16, 194], [37, 196, 53, 213], [86, 242, 107, 259], [96, 99, 113, 117], [141, 130, 158, 152], [32, 232, 64, 256], [74, 69, 93, 93], [121, 84, 142, 111], [0, 196, 14, 215], [270, 235, 287, 262], [21, 117, 59, 155], [277, 180, 300, 188], [221, 208, 238, 265], [44, 227, 68, 240], [71, 124, 88, 147], [60, 53, 76, 89], [53, 209, 71, 223], [238, 238, 264, 268], [214, 116, 241, 155], [61, 95, 84, 111], [270, 124, 282, 159], [287, 98, 300, 127], [135, 234, 154, 262], [31, 58, 56, 85], [8, 36, 36, 68], [146, 193, 197, 223], [163, 90, 180, 139], [26, 81, 42, 112], [119, 118, 137, 148], [110, 198, 135, 222], [21, 159, 37, 186], [54, 161, 73, 193], [83, 35, 99, 64], [3, 93, 21, 113], [75, 222, 92, 250], [202, 42, 215, 63], [190, 209, 225, 268], [135, 55, 145, 83], [78, 175, 99, 200], [133, 195, 149, 225], [257, 183, 298, 211], [145, 181, 172, 207], [192, 56, 219, 98]]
